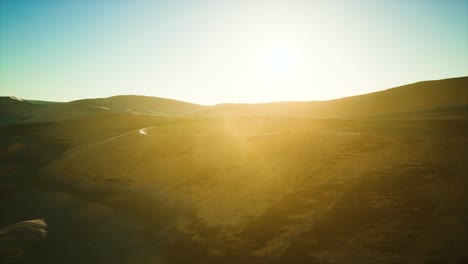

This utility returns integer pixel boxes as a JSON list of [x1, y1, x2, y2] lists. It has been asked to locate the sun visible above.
[[161, 1, 353, 104], [246, 46, 298, 102], [264, 47, 295, 75]]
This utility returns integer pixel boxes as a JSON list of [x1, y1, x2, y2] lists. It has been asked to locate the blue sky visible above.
[[1, 0, 467, 104]]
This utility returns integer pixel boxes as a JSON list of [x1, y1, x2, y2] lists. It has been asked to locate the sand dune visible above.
[[192, 77, 468, 118], [0, 95, 205, 126], [2, 77, 467, 126], [1, 77, 468, 263]]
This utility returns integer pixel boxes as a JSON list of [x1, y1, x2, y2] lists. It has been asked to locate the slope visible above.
[[0, 95, 206, 126], [192, 76, 468, 118]]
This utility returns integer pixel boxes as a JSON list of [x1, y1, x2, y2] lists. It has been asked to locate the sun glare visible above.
[[265, 48, 295, 75], [203, 1, 364, 104], [214, 5, 313, 103]]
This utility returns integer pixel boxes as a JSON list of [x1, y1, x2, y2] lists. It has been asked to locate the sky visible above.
[[1, 0, 467, 105]]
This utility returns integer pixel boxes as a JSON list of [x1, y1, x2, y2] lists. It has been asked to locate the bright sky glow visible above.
[[1, 0, 467, 104]]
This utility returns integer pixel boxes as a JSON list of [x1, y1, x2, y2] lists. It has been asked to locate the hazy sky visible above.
[[1, 0, 467, 104]]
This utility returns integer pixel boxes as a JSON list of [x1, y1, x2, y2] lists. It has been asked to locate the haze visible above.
[[1, 1, 468, 264], [1, 0, 467, 104]]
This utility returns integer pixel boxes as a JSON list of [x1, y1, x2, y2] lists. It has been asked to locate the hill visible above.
[[1, 77, 468, 263], [0, 95, 206, 126], [192, 77, 468, 118], [3, 77, 467, 126], [70, 95, 205, 116]]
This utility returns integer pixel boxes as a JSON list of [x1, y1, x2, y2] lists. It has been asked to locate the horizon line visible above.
[[2, 75, 467, 106]]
